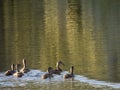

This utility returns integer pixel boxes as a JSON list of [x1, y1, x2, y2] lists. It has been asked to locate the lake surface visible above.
[[0, 0, 120, 90]]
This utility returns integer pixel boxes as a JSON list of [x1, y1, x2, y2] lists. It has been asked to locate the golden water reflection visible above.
[[0, 0, 120, 83]]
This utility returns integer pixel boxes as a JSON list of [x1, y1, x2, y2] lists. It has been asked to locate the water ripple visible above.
[[0, 70, 120, 89]]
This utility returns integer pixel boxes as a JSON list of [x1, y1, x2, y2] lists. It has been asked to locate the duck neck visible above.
[[23, 60, 27, 68], [16, 65, 20, 72], [70, 67, 74, 75], [56, 64, 60, 70], [57, 65, 60, 70], [11, 64, 15, 71], [48, 67, 52, 75]]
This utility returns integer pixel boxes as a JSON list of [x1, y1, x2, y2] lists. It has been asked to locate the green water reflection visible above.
[[0, 0, 120, 87]]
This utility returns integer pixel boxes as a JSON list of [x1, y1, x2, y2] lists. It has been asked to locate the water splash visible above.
[[0, 70, 120, 89]]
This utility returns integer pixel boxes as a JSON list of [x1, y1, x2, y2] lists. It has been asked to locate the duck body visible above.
[[13, 72, 23, 77], [63, 73, 74, 78], [41, 73, 53, 79], [13, 64, 24, 77], [41, 67, 53, 79], [52, 68, 62, 75], [63, 66, 74, 79], [20, 68, 30, 73], [20, 59, 30, 73], [5, 70, 15, 76], [5, 64, 16, 76]]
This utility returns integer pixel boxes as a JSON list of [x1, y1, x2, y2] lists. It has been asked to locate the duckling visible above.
[[20, 58, 30, 73], [41, 67, 53, 79], [5, 64, 16, 76], [63, 66, 74, 79], [53, 60, 65, 74], [13, 64, 24, 77]]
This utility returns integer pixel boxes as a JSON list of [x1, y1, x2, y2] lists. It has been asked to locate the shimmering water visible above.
[[0, 0, 120, 90]]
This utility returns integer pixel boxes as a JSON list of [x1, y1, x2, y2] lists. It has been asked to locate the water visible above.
[[0, 70, 120, 90], [0, 0, 120, 89]]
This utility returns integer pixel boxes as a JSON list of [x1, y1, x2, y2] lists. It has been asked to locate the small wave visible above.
[[0, 70, 120, 89], [74, 75, 120, 89]]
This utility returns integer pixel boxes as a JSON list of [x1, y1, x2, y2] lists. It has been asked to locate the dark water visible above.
[[0, 0, 120, 90]]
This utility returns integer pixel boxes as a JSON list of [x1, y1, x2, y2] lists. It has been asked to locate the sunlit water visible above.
[[0, 70, 120, 90], [0, 0, 120, 90]]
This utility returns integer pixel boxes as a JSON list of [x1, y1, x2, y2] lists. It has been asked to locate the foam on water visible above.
[[74, 75, 120, 89], [0, 70, 120, 89]]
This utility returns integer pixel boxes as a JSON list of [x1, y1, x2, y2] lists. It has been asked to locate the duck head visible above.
[[47, 67, 53, 74], [56, 60, 64, 68]]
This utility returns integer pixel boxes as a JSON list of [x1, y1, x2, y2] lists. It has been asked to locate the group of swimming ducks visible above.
[[4, 59, 74, 79]]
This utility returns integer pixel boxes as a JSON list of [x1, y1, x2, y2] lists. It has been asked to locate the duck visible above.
[[52, 60, 65, 74], [20, 58, 30, 73], [41, 67, 53, 79], [63, 66, 74, 79], [13, 64, 24, 77], [5, 64, 16, 76]]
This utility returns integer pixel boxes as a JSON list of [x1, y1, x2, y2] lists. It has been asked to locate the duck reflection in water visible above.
[[13, 64, 24, 77], [63, 66, 74, 79], [5, 64, 16, 76], [41, 67, 53, 79]]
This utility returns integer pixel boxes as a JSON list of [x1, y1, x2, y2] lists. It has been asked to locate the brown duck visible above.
[[52, 60, 65, 74], [13, 64, 24, 77], [5, 64, 16, 76], [63, 66, 74, 78], [41, 67, 53, 79], [20, 58, 30, 73]]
